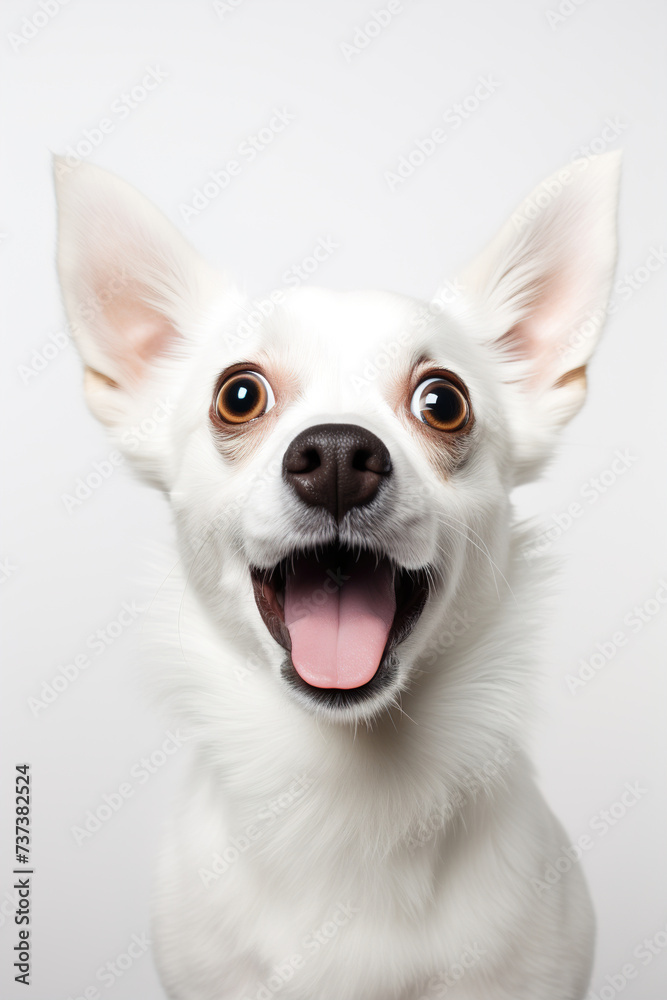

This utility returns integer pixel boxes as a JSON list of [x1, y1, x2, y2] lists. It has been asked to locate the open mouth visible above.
[[250, 543, 429, 706]]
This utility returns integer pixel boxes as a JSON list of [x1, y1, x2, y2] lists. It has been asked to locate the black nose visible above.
[[282, 423, 392, 521]]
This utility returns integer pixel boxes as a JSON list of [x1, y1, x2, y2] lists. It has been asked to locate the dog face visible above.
[[54, 154, 620, 723]]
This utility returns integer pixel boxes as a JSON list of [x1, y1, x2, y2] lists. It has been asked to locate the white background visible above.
[[1, 1, 666, 997]]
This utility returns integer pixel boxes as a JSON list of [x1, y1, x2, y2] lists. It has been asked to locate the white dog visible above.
[[55, 151, 620, 1000]]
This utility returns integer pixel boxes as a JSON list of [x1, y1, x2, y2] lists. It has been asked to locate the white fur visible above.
[[54, 152, 621, 999]]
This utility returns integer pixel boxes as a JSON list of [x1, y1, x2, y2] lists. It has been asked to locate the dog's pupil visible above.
[[423, 382, 463, 427], [229, 377, 259, 413]]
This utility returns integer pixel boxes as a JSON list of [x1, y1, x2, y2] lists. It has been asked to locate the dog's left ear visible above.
[[459, 152, 621, 481], [54, 157, 227, 486]]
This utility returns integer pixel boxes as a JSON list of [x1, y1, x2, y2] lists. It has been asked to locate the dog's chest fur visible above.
[[148, 544, 594, 1000]]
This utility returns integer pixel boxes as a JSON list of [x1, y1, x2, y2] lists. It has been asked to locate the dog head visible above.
[[54, 154, 620, 724]]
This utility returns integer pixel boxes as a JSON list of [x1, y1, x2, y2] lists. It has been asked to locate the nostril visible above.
[[351, 448, 371, 472], [301, 447, 321, 474], [352, 448, 392, 476], [286, 446, 321, 475]]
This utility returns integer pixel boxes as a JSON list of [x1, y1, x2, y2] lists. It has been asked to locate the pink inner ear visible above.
[[500, 264, 587, 390], [92, 271, 178, 382]]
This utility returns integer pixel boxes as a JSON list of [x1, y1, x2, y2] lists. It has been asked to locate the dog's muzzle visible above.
[[250, 424, 430, 711]]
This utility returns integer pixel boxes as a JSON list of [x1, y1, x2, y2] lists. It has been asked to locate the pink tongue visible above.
[[284, 554, 396, 689]]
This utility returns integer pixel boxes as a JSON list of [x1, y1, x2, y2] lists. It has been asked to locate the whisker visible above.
[[434, 513, 518, 606]]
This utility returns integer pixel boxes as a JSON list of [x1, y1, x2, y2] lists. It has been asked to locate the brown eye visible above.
[[410, 376, 469, 431], [215, 371, 275, 424]]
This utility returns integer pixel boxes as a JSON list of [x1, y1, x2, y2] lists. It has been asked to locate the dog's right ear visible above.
[[455, 153, 621, 483], [54, 158, 223, 453]]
